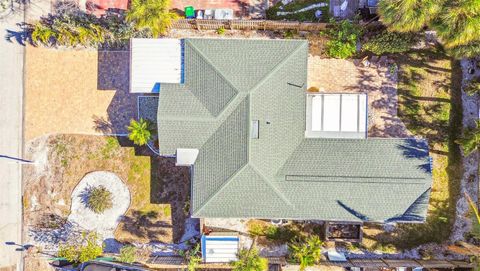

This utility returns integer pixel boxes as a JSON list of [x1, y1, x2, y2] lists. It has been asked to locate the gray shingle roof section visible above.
[[186, 40, 238, 116], [192, 97, 249, 211], [156, 38, 432, 222]]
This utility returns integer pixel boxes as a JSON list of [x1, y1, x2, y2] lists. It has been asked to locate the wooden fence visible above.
[[171, 19, 328, 31]]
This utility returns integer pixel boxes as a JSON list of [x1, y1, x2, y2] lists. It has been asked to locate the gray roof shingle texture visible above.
[[157, 38, 432, 222]]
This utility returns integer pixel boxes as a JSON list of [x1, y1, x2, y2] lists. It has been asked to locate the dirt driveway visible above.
[[25, 46, 137, 142]]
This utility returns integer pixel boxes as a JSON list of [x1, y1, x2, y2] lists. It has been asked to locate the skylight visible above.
[[305, 93, 367, 138]]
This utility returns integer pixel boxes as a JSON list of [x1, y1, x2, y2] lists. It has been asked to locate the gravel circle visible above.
[[69, 171, 131, 239]]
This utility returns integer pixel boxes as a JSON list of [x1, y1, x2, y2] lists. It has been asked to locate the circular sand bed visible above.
[[69, 171, 130, 239]]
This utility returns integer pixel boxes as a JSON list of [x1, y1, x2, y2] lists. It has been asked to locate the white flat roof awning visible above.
[[130, 38, 183, 93], [202, 234, 239, 263], [306, 93, 367, 138]]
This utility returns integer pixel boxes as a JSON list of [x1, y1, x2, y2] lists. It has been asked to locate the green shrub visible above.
[[216, 26, 225, 35], [118, 245, 137, 264], [283, 30, 295, 39], [373, 243, 397, 253], [58, 232, 103, 264], [363, 31, 417, 55], [324, 19, 361, 59], [179, 244, 202, 271], [231, 247, 268, 271], [30, 12, 150, 48], [465, 78, 480, 96], [248, 224, 297, 243], [87, 186, 113, 214]]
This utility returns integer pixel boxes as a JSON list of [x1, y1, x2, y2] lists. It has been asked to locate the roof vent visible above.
[[251, 120, 259, 139]]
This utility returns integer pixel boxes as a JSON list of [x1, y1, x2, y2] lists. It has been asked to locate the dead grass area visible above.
[[23, 255, 56, 271], [246, 220, 324, 246], [24, 134, 190, 245], [362, 48, 463, 250]]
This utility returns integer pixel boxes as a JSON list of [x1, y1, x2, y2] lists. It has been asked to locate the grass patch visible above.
[[266, 0, 329, 22], [26, 135, 176, 244], [364, 47, 463, 249]]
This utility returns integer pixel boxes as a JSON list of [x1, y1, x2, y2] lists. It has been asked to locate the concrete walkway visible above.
[[0, 4, 25, 271]]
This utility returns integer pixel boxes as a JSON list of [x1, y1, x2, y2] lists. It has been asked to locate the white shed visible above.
[[201, 234, 239, 263], [129, 38, 184, 93]]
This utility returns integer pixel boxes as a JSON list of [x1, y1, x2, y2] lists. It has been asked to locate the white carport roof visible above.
[[129, 38, 183, 93], [306, 93, 368, 138]]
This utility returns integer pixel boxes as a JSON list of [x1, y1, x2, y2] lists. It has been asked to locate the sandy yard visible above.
[[308, 57, 410, 138], [23, 134, 191, 250], [24, 46, 136, 141]]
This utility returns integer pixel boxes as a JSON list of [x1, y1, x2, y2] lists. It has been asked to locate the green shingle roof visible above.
[[157, 38, 432, 222]]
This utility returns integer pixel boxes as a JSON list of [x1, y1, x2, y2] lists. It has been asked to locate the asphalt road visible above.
[[0, 5, 25, 271]]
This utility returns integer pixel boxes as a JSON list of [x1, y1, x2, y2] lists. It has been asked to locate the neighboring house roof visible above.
[[156, 38, 432, 223]]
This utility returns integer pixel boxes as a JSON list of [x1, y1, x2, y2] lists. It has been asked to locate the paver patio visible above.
[[308, 57, 410, 138], [25, 46, 136, 141]]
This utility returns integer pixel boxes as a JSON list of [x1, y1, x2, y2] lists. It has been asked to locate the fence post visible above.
[[195, 19, 201, 31]]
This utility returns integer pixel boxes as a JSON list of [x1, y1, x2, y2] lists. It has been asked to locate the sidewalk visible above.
[[0, 4, 25, 271]]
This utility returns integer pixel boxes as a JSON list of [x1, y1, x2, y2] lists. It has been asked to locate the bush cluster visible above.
[[30, 11, 150, 48], [324, 19, 361, 59], [118, 245, 137, 264], [363, 31, 418, 55], [87, 185, 113, 214], [58, 232, 103, 263], [249, 223, 297, 243]]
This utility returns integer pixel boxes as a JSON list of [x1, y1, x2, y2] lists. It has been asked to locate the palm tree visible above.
[[127, 118, 155, 146], [231, 247, 268, 271], [126, 0, 179, 37], [456, 120, 480, 156], [434, 0, 480, 49], [378, 0, 442, 33], [288, 235, 324, 271]]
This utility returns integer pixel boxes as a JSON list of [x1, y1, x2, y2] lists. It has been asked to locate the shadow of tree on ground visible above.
[[365, 47, 463, 249]]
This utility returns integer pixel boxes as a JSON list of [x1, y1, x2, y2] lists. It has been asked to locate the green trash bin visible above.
[[185, 6, 195, 19]]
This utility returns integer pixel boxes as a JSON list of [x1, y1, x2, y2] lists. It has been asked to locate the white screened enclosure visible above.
[[306, 93, 367, 138], [130, 38, 183, 93]]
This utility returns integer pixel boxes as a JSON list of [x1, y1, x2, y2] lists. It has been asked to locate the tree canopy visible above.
[[126, 0, 179, 37], [378, 0, 442, 33], [288, 235, 324, 271], [378, 0, 480, 58]]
